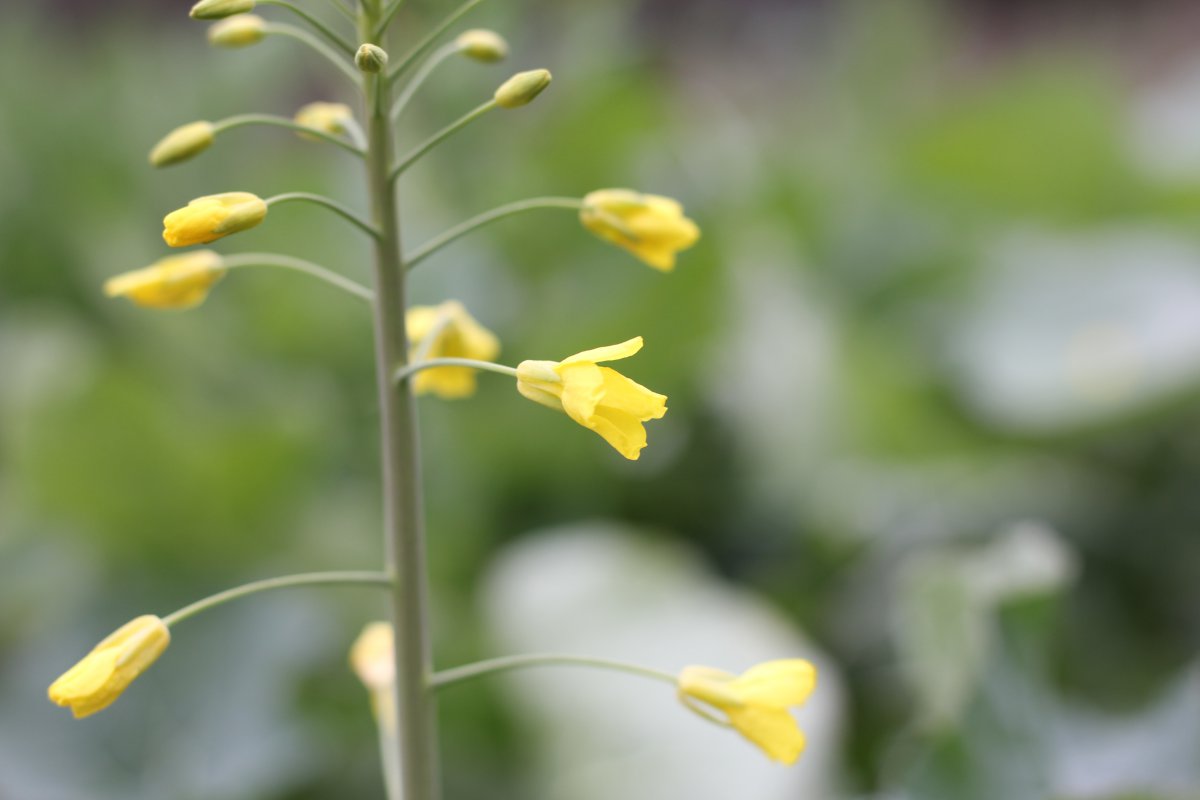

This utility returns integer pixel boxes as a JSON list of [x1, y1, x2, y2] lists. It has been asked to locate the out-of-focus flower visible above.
[[163, 191, 267, 247], [456, 29, 508, 62], [207, 13, 266, 47], [104, 250, 226, 310], [677, 659, 817, 765], [406, 301, 501, 399], [516, 336, 666, 460], [294, 102, 355, 137], [48, 616, 171, 719], [149, 121, 215, 167], [494, 69, 552, 109], [580, 189, 700, 272], [190, 0, 254, 20], [350, 622, 396, 732]]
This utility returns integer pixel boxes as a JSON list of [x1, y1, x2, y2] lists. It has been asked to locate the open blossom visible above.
[[162, 191, 267, 247], [406, 300, 501, 399], [580, 189, 699, 272], [104, 250, 226, 309], [516, 336, 666, 460], [677, 659, 817, 765], [48, 616, 171, 719]]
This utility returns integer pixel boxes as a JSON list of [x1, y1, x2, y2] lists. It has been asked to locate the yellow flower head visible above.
[[104, 250, 226, 310], [190, 0, 254, 19], [455, 29, 508, 62], [207, 13, 266, 47], [294, 102, 354, 138], [149, 121, 215, 167], [350, 622, 396, 732], [516, 336, 667, 460], [580, 189, 700, 272], [677, 659, 817, 765], [162, 191, 267, 247], [406, 301, 501, 399], [48, 615, 170, 719]]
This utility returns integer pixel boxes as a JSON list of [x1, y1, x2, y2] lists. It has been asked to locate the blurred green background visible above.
[[4, 0, 1200, 798]]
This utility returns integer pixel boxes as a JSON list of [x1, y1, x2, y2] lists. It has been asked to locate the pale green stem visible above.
[[212, 113, 366, 158], [431, 654, 678, 690], [385, 0, 485, 81], [373, 0, 406, 38], [326, 0, 357, 23], [389, 100, 496, 179], [265, 192, 382, 240], [221, 253, 374, 301], [394, 357, 517, 386], [390, 42, 462, 122], [360, 2, 441, 797], [679, 694, 735, 727], [342, 117, 369, 150], [405, 197, 583, 268], [263, 22, 361, 84], [260, 0, 357, 53], [162, 571, 392, 627]]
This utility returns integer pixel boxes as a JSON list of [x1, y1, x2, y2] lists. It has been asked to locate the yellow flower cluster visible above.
[[48, 616, 171, 719]]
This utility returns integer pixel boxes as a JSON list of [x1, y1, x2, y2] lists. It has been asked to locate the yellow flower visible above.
[[516, 336, 667, 460], [162, 191, 267, 247], [493, 69, 552, 109], [207, 13, 266, 47], [294, 102, 354, 137], [677, 659, 817, 765], [104, 250, 226, 310], [580, 189, 700, 272], [190, 0, 254, 19], [350, 622, 396, 732], [149, 121, 215, 167], [456, 29, 508, 62], [406, 301, 501, 399], [48, 615, 171, 719]]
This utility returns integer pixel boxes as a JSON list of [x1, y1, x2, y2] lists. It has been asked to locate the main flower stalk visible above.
[[359, 3, 441, 799]]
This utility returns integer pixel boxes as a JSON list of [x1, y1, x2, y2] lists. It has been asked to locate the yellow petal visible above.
[[104, 251, 225, 310], [726, 706, 807, 765], [48, 615, 170, 719], [162, 191, 267, 247], [728, 659, 817, 708], [562, 336, 644, 366], [557, 362, 606, 423], [406, 301, 501, 399], [349, 621, 394, 692]]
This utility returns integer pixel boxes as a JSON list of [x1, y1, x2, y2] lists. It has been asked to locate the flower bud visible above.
[[455, 29, 508, 63], [294, 101, 354, 137], [493, 68, 552, 109], [48, 616, 171, 719], [163, 191, 268, 247], [149, 121, 216, 168], [207, 13, 266, 47], [189, 0, 255, 20], [355, 43, 389, 73]]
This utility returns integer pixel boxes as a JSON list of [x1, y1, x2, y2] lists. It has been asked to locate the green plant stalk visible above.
[[265, 192, 382, 240], [360, 3, 442, 799], [162, 571, 392, 627], [390, 100, 496, 180], [213, 113, 366, 157], [405, 196, 583, 268], [431, 653, 677, 690]]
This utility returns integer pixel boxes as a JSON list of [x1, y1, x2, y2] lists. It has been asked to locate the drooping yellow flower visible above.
[[406, 301, 501, 399], [294, 102, 354, 137], [516, 336, 667, 460], [149, 121, 215, 167], [677, 659, 817, 765], [580, 189, 700, 272], [162, 191, 267, 247], [350, 622, 396, 732], [48, 615, 171, 719], [104, 250, 226, 310]]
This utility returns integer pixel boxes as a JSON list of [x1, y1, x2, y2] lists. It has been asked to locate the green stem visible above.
[[162, 571, 392, 627], [360, 3, 441, 799], [260, 0, 357, 54], [263, 22, 360, 84], [326, 0, 357, 23], [265, 192, 382, 240], [390, 41, 462, 122], [213, 113, 366, 157], [394, 357, 517, 386], [222, 252, 374, 301], [373, 0, 406, 38], [405, 197, 583, 268], [389, 100, 496, 179], [431, 654, 678, 691], [385, 0, 486, 82]]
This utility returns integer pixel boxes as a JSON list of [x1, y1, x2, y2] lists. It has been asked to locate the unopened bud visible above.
[[189, 0, 255, 20], [207, 14, 266, 47], [149, 121, 215, 167], [355, 43, 388, 73], [455, 29, 508, 63], [493, 69, 552, 109]]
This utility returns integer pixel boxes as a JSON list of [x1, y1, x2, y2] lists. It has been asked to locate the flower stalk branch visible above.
[[265, 192, 383, 240], [260, 0, 357, 53], [222, 252, 374, 300], [213, 113, 367, 156], [162, 571, 393, 627], [389, 100, 495, 179], [431, 653, 677, 691], [405, 196, 583, 268]]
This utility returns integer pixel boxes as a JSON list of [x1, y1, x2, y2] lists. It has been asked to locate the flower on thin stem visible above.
[[494, 69, 552, 108], [149, 121, 215, 167], [456, 29, 508, 62], [48, 616, 171, 719], [105, 250, 226, 309], [516, 336, 667, 460], [677, 659, 817, 765], [190, 0, 254, 20], [580, 189, 700, 272], [407, 300, 500, 399], [294, 102, 354, 137], [163, 191, 268, 247], [207, 13, 266, 47]]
